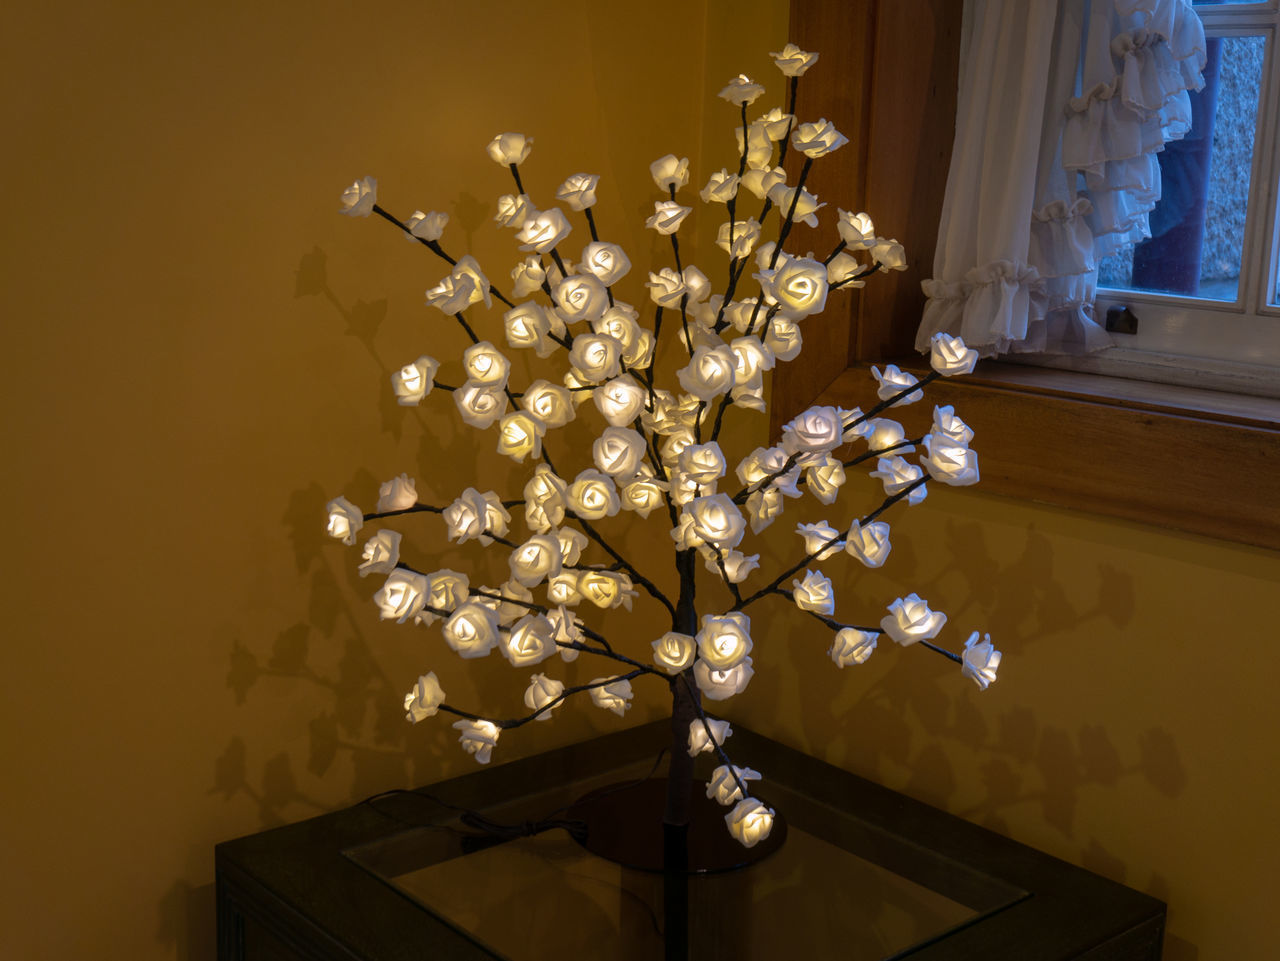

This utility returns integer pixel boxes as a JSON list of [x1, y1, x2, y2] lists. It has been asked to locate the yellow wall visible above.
[[2, 2, 1275, 960]]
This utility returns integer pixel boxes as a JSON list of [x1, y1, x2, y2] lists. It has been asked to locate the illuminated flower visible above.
[[736, 445, 801, 497], [861, 417, 911, 454], [766, 182, 825, 228], [425, 271, 478, 316], [556, 173, 599, 211], [725, 797, 775, 848], [508, 534, 563, 588], [646, 267, 687, 308], [677, 345, 736, 401], [791, 118, 847, 157], [504, 302, 558, 358], [406, 210, 448, 241], [580, 241, 631, 286], [782, 405, 843, 456], [707, 765, 761, 805], [579, 570, 634, 610], [871, 238, 907, 270], [676, 443, 724, 487], [620, 472, 668, 518], [589, 677, 634, 716], [740, 167, 787, 200], [339, 176, 376, 217], [756, 254, 828, 317], [546, 572, 582, 607], [594, 374, 647, 426], [872, 365, 923, 404], [827, 252, 864, 287], [791, 570, 835, 615], [523, 465, 568, 533], [717, 218, 761, 258], [376, 474, 417, 513], [494, 193, 534, 228], [593, 426, 647, 478], [921, 435, 980, 486], [830, 628, 877, 667], [524, 673, 566, 720], [764, 316, 802, 360], [796, 522, 843, 559], [391, 355, 439, 405], [702, 548, 759, 584], [930, 332, 979, 376], [443, 488, 509, 545], [510, 257, 547, 298], [650, 154, 690, 192], [502, 614, 557, 667], [729, 336, 774, 385], [568, 469, 620, 520], [836, 210, 875, 248], [425, 569, 470, 614], [932, 405, 974, 446], [442, 602, 500, 659], [556, 529, 589, 566], [962, 632, 1001, 690], [486, 132, 532, 166], [554, 274, 610, 324], [652, 632, 696, 674], [700, 169, 740, 204], [568, 334, 622, 383], [521, 380, 574, 430], [404, 672, 445, 722], [645, 200, 692, 235], [453, 719, 500, 764], [462, 342, 510, 387], [719, 74, 765, 105], [694, 657, 754, 700], [683, 266, 712, 305], [358, 530, 401, 577], [686, 493, 747, 550], [696, 612, 753, 669], [870, 455, 927, 503], [806, 458, 846, 505], [454, 381, 508, 429], [846, 520, 892, 568], [325, 496, 363, 545], [546, 605, 584, 656], [770, 43, 819, 77], [688, 718, 732, 757], [881, 594, 947, 646], [517, 207, 572, 253], [373, 569, 427, 623]]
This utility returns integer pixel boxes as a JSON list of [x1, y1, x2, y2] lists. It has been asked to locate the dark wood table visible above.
[[216, 721, 1163, 960]]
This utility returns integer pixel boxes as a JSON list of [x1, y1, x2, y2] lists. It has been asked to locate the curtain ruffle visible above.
[[917, 261, 1044, 356], [1030, 197, 1097, 277]]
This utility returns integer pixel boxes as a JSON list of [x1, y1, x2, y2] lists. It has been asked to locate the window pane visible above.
[[1098, 34, 1265, 302]]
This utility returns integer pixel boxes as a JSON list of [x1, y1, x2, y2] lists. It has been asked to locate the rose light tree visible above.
[[327, 44, 1001, 851]]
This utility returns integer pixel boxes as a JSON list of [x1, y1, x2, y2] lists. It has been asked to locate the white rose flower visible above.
[[546, 605, 584, 657], [556, 173, 599, 211], [594, 374, 647, 427], [806, 458, 846, 505], [448, 255, 492, 311], [740, 167, 787, 200], [870, 455, 927, 503], [700, 169, 740, 204], [921, 435, 980, 486], [650, 154, 690, 191], [652, 632, 696, 674], [517, 207, 572, 253], [756, 254, 829, 318], [425, 569, 470, 614], [792, 118, 848, 158], [646, 268, 687, 308], [545, 572, 582, 607], [796, 522, 844, 560], [589, 677, 634, 717], [871, 238, 907, 270], [677, 345, 737, 401], [462, 341, 510, 387], [339, 176, 377, 217], [501, 614, 557, 667], [696, 611, 753, 669], [510, 257, 547, 298], [453, 719, 500, 764], [568, 469, 620, 520], [930, 332, 979, 376], [623, 329, 655, 370], [645, 200, 692, 235], [376, 474, 417, 513], [373, 569, 428, 623], [932, 405, 975, 446], [688, 718, 733, 757], [494, 193, 534, 229], [881, 594, 947, 646], [496, 412, 544, 463], [827, 252, 864, 287], [764, 317, 803, 361], [592, 426, 647, 478], [358, 529, 402, 577], [686, 493, 747, 550], [830, 628, 877, 667], [770, 43, 819, 77], [454, 381, 508, 429], [580, 241, 631, 286], [872, 365, 923, 404], [524, 673, 566, 720], [515, 382, 571, 434], [523, 465, 568, 533], [508, 534, 563, 588], [503, 303, 557, 358], [716, 218, 762, 259], [486, 132, 532, 166], [677, 443, 725, 487], [494, 580, 534, 626], [836, 210, 875, 248], [735, 445, 801, 497], [736, 121, 775, 169], [766, 182, 825, 228], [792, 570, 835, 615], [325, 496, 363, 545], [706, 765, 762, 806], [756, 107, 795, 141], [578, 570, 630, 609], [424, 271, 478, 316], [702, 548, 760, 584], [694, 657, 755, 700], [443, 488, 510, 545], [782, 405, 843, 457], [391, 355, 439, 406], [442, 602, 500, 658], [554, 274, 610, 324], [620, 472, 668, 519], [732, 379, 766, 412], [962, 631, 1002, 690], [725, 797, 775, 848], [846, 520, 892, 568], [568, 334, 622, 383], [406, 209, 448, 241], [682, 266, 713, 305], [404, 672, 445, 723], [718, 73, 765, 105], [861, 417, 912, 454], [556, 528, 589, 566], [729, 336, 775, 385]]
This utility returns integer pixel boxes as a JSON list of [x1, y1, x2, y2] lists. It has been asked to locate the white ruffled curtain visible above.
[[916, 0, 1207, 356]]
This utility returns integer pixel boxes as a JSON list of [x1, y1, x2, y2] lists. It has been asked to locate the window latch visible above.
[[1105, 304, 1139, 335]]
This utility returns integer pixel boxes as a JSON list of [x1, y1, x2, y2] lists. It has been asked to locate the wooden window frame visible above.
[[774, 0, 1280, 550]]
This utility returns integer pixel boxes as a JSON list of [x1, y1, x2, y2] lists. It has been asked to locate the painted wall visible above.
[[2, 2, 1275, 960]]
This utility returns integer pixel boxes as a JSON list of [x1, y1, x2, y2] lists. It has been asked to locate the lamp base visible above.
[[566, 777, 786, 874]]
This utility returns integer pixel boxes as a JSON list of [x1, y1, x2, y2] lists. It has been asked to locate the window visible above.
[[1043, 1, 1280, 396]]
